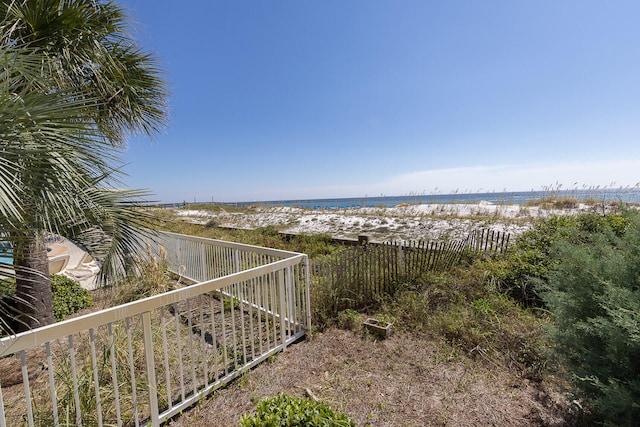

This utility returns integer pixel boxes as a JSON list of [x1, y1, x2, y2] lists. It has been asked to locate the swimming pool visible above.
[[0, 242, 11, 265]]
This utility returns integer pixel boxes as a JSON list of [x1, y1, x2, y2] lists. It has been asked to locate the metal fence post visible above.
[[278, 269, 287, 349], [143, 311, 160, 427], [200, 242, 207, 281], [0, 382, 5, 427], [304, 255, 312, 333], [176, 238, 182, 274], [234, 249, 241, 273]]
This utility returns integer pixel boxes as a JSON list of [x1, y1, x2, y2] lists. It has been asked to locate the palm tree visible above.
[[0, 0, 168, 330]]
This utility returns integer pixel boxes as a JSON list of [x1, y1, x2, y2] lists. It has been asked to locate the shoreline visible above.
[[173, 201, 611, 242]]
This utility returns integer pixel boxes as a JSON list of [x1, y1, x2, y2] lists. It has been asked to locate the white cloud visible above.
[[279, 160, 640, 200], [377, 160, 640, 194]]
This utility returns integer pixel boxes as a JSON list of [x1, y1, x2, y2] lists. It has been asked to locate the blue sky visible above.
[[121, 1, 640, 203]]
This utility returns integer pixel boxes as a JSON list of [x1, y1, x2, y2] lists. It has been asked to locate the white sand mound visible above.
[[176, 201, 612, 242], [176, 203, 544, 242]]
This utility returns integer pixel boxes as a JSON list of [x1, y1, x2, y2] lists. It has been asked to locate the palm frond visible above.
[[2, 0, 168, 144], [0, 1, 169, 326]]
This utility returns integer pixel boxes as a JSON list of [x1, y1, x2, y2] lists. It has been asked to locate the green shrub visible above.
[[240, 393, 355, 427], [336, 308, 360, 330], [0, 275, 93, 332], [289, 233, 337, 258], [540, 210, 640, 425], [0, 278, 15, 298], [204, 218, 219, 228], [50, 275, 93, 322], [480, 216, 572, 305], [483, 212, 630, 306], [257, 225, 280, 237]]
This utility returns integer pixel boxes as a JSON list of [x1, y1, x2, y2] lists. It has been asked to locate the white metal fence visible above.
[[0, 231, 311, 426]]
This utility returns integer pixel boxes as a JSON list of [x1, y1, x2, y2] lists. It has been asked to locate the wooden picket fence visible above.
[[465, 228, 511, 253], [309, 229, 510, 317]]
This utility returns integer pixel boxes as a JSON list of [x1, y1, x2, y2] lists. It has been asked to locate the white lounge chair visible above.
[[63, 252, 100, 280], [48, 254, 70, 275]]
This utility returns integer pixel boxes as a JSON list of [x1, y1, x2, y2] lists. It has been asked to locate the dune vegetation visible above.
[[2, 203, 634, 426], [154, 203, 639, 426]]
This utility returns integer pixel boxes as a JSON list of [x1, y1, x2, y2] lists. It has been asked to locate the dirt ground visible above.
[[167, 328, 573, 427]]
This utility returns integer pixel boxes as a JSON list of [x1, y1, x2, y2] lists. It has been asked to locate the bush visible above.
[[480, 216, 572, 305], [240, 393, 355, 427], [336, 308, 361, 330], [289, 233, 337, 258], [540, 210, 640, 425], [483, 212, 629, 306], [256, 225, 280, 237], [50, 275, 93, 321], [0, 275, 93, 330]]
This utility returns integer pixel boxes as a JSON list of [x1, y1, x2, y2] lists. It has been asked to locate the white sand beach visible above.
[[174, 202, 605, 242]]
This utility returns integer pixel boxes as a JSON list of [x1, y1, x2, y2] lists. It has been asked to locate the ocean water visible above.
[[227, 188, 640, 210]]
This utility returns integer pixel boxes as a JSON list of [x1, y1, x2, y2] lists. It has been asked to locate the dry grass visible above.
[[0, 277, 576, 426], [167, 328, 571, 427], [0, 215, 584, 426]]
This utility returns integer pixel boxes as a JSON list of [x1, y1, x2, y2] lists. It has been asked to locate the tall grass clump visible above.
[[526, 196, 579, 210], [113, 243, 173, 305], [27, 295, 222, 426], [30, 326, 146, 426], [376, 268, 548, 380]]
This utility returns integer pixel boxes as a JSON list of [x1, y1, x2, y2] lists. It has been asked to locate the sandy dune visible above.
[[174, 202, 601, 242]]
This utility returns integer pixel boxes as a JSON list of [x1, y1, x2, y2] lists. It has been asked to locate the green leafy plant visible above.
[[482, 212, 629, 306], [540, 209, 640, 425], [240, 393, 355, 427], [50, 275, 93, 322], [336, 308, 360, 330], [0, 275, 93, 329]]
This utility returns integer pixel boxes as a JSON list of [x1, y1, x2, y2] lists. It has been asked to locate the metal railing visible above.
[[0, 231, 310, 427]]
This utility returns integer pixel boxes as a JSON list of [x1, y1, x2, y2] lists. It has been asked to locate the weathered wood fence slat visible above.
[[309, 229, 510, 315]]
